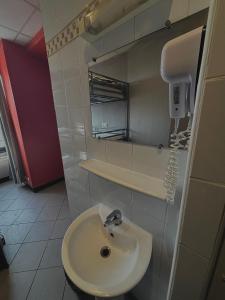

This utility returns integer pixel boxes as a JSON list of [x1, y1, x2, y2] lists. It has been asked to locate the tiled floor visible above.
[[0, 180, 93, 300]]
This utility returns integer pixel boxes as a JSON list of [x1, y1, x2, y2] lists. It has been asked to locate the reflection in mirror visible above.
[[88, 11, 208, 148]]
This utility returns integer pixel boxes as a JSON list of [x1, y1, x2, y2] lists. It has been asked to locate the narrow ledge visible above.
[[79, 159, 166, 201]]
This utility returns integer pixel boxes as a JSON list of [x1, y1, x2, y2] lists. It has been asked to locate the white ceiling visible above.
[[0, 0, 42, 45]]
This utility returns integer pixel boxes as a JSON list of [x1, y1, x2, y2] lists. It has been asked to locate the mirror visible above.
[[88, 12, 207, 148]]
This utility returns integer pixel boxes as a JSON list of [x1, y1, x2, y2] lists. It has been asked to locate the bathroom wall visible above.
[[40, 0, 210, 299], [169, 0, 225, 299]]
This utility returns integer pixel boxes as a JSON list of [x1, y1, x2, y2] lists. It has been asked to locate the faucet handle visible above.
[[104, 209, 122, 227], [106, 209, 121, 220]]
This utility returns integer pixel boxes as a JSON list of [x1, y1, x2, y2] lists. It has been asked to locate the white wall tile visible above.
[[134, 0, 171, 40], [188, 0, 211, 16], [59, 40, 81, 81], [132, 145, 169, 179], [52, 89, 67, 106], [206, 0, 225, 78], [86, 138, 106, 161], [130, 202, 164, 239], [54, 105, 69, 131], [64, 76, 82, 109], [65, 164, 89, 192], [101, 19, 135, 54], [40, 0, 93, 41], [105, 141, 133, 169], [169, 0, 189, 23], [191, 78, 225, 183], [68, 108, 85, 136], [72, 133, 87, 162], [65, 169, 91, 214], [89, 174, 133, 218], [181, 178, 225, 259], [132, 191, 167, 222], [58, 131, 73, 166], [149, 237, 163, 279], [48, 52, 64, 91], [84, 37, 105, 64], [77, 67, 90, 108], [83, 107, 92, 138], [64, 69, 90, 110], [171, 245, 209, 300]]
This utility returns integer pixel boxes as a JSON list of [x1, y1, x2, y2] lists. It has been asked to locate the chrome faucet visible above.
[[104, 209, 122, 227]]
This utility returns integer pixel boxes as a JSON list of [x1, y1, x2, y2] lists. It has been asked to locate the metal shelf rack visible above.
[[89, 71, 129, 104], [93, 128, 128, 140], [89, 71, 129, 141]]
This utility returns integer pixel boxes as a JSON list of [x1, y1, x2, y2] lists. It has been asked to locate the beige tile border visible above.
[[46, 0, 99, 57]]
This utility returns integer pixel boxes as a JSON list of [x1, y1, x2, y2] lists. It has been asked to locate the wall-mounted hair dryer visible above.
[[160, 26, 206, 204], [161, 26, 205, 120]]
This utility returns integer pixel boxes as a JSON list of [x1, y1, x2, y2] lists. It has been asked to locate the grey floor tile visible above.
[[0, 270, 36, 300], [0, 186, 18, 201], [26, 197, 47, 209], [3, 244, 21, 264], [63, 282, 94, 300], [4, 223, 33, 244], [51, 219, 71, 239], [1, 191, 19, 201], [0, 210, 23, 225], [43, 181, 67, 194], [39, 239, 62, 268], [27, 267, 66, 300], [45, 196, 64, 207], [14, 208, 42, 224], [0, 199, 17, 211], [7, 197, 31, 210], [37, 205, 61, 221], [58, 203, 71, 219], [10, 241, 47, 272], [24, 221, 55, 242], [0, 225, 10, 235]]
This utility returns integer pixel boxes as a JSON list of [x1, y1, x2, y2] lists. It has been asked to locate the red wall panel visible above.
[[27, 29, 47, 59], [0, 40, 63, 188]]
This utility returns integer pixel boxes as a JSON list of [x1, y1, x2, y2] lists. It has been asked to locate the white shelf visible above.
[[79, 159, 167, 201]]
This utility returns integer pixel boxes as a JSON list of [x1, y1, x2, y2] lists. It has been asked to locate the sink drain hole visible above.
[[100, 246, 111, 258]]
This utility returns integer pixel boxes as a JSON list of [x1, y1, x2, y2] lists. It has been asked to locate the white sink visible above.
[[62, 204, 152, 298]]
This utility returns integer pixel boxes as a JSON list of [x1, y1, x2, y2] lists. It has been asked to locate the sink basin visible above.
[[62, 204, 152, 298]]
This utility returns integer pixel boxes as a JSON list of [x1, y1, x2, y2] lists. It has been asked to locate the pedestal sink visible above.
[[62, 204, 152, 299]]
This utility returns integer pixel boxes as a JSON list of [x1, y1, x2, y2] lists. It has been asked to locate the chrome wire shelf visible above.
[[92, 128, 128, 140], [89, 71, 129, 104], [89, 71, 129, 141]]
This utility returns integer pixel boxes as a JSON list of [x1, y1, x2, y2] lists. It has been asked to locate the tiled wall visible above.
[[170, 0, 225, 299], [40, 0, 210, 299], [47, 34, 179, 300]]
